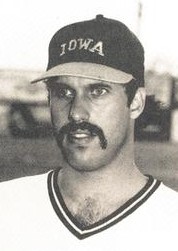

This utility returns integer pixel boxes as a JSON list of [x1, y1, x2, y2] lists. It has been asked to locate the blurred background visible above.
[[0, 0, 178, 191]]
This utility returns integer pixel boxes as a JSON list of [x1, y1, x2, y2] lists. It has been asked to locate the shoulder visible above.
[[0, 171, 50, 188], [0, 171, 55, 226], [152, 183, 178, 202], [0, 171, 51, 205], [145, 182, 178, 210], [142, 182, 178, 227]]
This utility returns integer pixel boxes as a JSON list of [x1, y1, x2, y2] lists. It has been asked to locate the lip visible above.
[[70, 129, 91, 137], [67, 130, 95, 144], [71, 133, 90, 139]]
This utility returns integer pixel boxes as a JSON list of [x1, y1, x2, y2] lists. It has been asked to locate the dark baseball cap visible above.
[[31, 15, 144, 85]]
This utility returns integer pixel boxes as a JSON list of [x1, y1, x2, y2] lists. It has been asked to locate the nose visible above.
[[68, 95, 90, 123]]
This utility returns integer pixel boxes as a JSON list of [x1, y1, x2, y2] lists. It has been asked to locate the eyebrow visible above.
[[46, 79, 113, 91], [46, 81, 74, 91], [88, 83, 112, 90]]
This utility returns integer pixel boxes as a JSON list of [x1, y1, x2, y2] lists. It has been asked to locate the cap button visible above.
[[96, 14, 104, 21]]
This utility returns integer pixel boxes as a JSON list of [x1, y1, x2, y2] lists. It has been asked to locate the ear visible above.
[[130, 88, 146, 119]]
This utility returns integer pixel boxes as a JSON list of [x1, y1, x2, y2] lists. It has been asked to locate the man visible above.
[[0, 15, 178, 251]]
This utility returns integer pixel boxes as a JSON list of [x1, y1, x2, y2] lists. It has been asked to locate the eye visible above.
[[54, 87, 75, 99], [90, 87, 108, 97]]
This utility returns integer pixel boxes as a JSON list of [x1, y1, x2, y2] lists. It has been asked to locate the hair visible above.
[[124, 79, 140, 107]]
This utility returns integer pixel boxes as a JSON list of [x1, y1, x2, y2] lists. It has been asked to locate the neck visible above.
[[57, 158, 147, 227], [56, 125, 148, 226], [57, 143, 147, 216], [58, 134, 146, 197], [58, 159, 146, 200]]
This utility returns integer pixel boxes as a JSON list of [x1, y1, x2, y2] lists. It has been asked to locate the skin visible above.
[[48, 75, 147, 225], [49, 76, 133, 170]]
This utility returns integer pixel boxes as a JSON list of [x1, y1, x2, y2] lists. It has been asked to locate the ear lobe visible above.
[[130, 88, 146, 119]]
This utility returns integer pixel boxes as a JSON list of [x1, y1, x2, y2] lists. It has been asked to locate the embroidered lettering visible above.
[[60, 43, 67, 56], [89, 41, 104, 56], [78, 38, 94, 50], [68, 39, 77, 51], [59, 39, 105, 57]]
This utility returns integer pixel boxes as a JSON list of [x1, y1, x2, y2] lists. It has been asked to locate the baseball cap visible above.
[[31, 15, 144, 85]]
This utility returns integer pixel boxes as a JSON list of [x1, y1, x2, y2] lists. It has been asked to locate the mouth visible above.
[[57, 123, 107, 150], [67, 129, 96, 144]]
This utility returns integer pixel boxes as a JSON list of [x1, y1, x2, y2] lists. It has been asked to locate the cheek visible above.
[[50, 99, 70, 126], [91, 101, 129, 134]]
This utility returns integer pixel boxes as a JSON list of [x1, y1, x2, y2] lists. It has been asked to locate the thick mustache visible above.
[[55, 121, 107, 149]]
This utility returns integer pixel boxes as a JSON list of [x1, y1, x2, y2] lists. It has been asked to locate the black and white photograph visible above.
[[0, 0, 178, 250]]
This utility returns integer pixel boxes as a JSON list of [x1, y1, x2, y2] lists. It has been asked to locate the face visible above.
[[48, 76, 132, 171]]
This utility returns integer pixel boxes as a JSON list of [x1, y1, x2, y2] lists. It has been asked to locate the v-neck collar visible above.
[[47, 169, 161, 239]]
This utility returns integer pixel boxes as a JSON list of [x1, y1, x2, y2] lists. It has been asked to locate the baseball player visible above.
[[0, 15, 178, 251]]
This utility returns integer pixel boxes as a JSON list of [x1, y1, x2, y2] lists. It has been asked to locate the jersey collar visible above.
[[48, 169, 161, 239]]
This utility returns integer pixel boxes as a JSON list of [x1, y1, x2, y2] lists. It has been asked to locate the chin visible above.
[[61, 146, 116, 173], [59, 134, 128, 172], [63, 151, 101, 172]]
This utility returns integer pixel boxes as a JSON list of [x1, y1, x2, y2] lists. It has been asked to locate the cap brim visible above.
[[31, 62, 134, 84]]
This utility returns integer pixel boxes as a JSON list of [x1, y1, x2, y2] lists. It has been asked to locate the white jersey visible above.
[[0, 169, 178, 251]]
